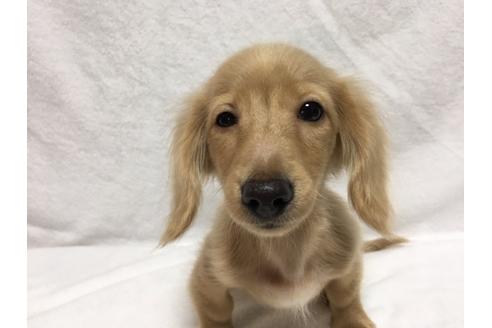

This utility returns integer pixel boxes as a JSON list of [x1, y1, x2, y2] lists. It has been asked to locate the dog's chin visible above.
[[229, 209, 310, 238]]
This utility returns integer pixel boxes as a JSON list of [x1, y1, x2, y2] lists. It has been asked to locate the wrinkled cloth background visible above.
[[28, 1, 463, 327]]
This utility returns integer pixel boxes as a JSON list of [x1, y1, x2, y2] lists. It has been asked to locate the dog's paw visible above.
[[331, 313, 376, 328], [200, 324, 233, 328], [331, 319, 376, 328]]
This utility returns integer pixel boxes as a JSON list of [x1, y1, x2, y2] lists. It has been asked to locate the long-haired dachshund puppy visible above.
[[161, 44, 404, 328]]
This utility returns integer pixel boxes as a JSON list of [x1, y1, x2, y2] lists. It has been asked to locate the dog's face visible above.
[[161, 44, 391, 244], [205, 51, 340, 236]]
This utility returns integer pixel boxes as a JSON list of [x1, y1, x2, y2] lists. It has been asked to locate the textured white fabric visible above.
[[28, 0, 463, 327], [28, 235, 463, 327]]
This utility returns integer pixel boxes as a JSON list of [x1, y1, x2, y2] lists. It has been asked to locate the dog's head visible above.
[[161, 44, 392, 243]]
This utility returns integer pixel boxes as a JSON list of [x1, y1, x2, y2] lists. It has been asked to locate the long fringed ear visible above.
[[159, 92, 210, 246], [332, 78, 393, 236]]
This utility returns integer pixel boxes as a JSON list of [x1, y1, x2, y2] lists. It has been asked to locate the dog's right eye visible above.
[[216, 111, 237, 128]]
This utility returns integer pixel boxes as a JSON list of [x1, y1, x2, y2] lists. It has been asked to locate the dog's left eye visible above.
[[298, 101, 324, 122]]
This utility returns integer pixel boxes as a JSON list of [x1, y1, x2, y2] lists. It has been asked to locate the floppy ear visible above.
[[159, 92, 211, 245], [332, 78, 393, 236]]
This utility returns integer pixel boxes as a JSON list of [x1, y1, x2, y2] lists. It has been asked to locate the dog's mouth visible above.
[[257, 220, 284, 230], [228, 176, 317, 235]]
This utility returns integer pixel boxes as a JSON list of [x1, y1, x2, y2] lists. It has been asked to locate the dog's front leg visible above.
[[190, 255, 233, 328], [324, 259, 375, 328]]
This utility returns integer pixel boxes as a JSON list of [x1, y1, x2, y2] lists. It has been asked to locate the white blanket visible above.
[[28, 235, 463, 327], [28, 0, 463, 327]]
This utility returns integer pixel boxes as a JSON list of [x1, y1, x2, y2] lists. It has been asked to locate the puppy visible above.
[[161, 44, 404, 328]]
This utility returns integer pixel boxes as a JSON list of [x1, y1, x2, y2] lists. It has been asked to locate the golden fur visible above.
[[161, 44, 405, 327]]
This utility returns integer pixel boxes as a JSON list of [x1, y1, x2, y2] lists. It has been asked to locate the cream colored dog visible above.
[[161, 44, 404, 328]]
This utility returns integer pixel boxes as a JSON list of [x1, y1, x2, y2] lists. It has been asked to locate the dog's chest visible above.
[[242, 256, 329, 309]]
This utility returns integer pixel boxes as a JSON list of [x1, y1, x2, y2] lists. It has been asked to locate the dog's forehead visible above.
[[210, 45, 327, 94]]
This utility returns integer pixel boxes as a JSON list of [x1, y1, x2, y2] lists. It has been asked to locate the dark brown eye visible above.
[[298, 101, 324, 122], [216, 111, 237, 127]]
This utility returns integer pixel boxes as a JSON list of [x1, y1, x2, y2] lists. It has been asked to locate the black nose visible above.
[[241, 179, 294, 220]]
